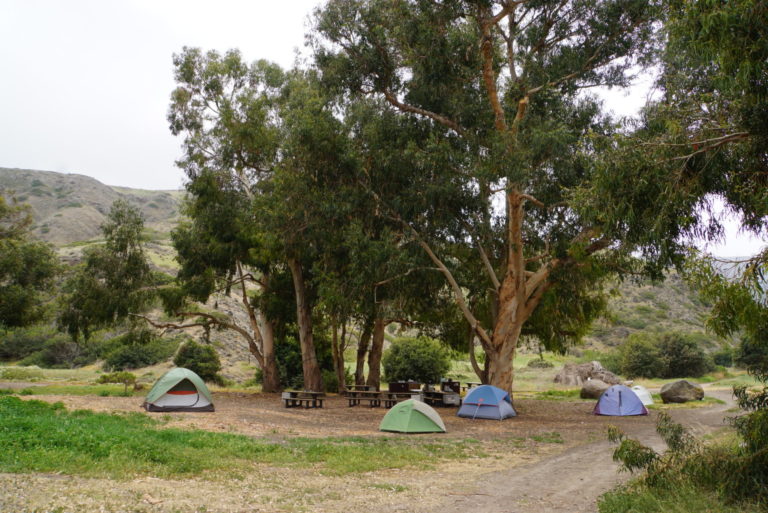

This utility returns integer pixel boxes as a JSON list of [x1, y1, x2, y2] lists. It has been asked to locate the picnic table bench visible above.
[[281, 390, 325, 408], [462, 382, 482, 392], [345, 390, 414, 408]]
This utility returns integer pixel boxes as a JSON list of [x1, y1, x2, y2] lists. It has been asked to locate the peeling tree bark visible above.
[[355, 316, 374, 385], [287, 258, 323, 392], [365, 317, 386, 390]]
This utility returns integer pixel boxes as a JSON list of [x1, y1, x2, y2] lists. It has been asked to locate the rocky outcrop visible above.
[[554, 361, 621, 386], [660, 380, 704, 403], [580, 379, 611, 399]]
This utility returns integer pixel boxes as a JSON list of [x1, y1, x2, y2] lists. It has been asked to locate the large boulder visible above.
[[580, 379, 611, 399], [660, 380, 704, 404], [554, 361, 621, 386]]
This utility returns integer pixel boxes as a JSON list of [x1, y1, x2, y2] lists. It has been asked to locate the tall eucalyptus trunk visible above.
[[365, 317, 386, 390], [287, 258, 323, 392], [355, 316, 374, 385]]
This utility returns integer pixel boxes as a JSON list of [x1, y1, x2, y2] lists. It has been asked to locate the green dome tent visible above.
[[142, 367, 214, 412], [379, 399, 446, 433]]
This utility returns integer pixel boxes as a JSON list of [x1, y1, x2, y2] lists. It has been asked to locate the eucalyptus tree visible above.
[[312, 0, 662, 390], [583, 0, 767, 341], [164, 48, 294, 392], [0, 194, 58, 328], [59, 199, 153, 341]]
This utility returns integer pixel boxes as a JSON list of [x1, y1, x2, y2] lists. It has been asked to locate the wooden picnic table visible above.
[[281, 390, 325, 408], [345, 390, 414, 408], [462, 381, 482, 392]]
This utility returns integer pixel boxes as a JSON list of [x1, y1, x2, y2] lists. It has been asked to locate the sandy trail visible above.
[[426, 388, 736, 513]]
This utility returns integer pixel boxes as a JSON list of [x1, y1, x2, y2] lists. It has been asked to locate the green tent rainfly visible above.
[[379, 399, 446, 433], [142, 367, 215, 412]]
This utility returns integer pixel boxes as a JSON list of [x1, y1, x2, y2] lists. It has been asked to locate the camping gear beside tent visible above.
[[457, 385, 517, 420], [631, 385, 654, 406], [142, 367, 215, 412], [379, 399, 446, 433], [593, 384, 648, 416]]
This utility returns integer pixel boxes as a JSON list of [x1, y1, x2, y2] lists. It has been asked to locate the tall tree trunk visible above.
[[236, 262, 281, 392], [287, 258, 323, 392], [355, 315, 374, 385], [331, 318, 348, 393], [365, 317, 385, 390], [258, 310, 281, 393]]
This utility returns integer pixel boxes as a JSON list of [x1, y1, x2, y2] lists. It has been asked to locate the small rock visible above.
[[142, 494, 163, 505]]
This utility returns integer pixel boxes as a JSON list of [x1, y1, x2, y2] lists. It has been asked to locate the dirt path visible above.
[[426, 389, 736, 513]]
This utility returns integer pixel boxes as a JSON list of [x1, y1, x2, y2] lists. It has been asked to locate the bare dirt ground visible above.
[[0, 387, 736, 513]]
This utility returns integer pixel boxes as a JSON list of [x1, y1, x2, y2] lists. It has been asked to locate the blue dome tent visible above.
[[593, 384, 648, 416], [457, 385, 517, 420]]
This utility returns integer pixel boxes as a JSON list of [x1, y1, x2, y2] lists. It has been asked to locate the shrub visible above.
[[617, 332, 714, 379], [173, 340, 223, 384], [102, 329, 178, 371], [20, 337, 97, 368], [657, 333, 714, 378], [618, 334, 663, 379], [713, 347, 734, 367], [0, 326, 52, 360], [96, 371, 136, 395], [382, 337, 451, 384], [527, 358, 554, 369]]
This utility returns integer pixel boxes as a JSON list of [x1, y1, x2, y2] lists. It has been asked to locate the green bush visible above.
[[19, 337, 97, 369], [713, 347, 734, 367], [96, 371, 136, 394], [617, 332, 714, 379], [382, 337, 451, 384], [0, 325, 53, 360], [173, 340, 222, 384], [657, 333, 715, 378], [618, 335, 663, 379], [102, 329, 178, 371]]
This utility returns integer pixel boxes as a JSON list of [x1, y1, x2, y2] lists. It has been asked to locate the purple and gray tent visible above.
[[593, 384, 648, 416], [457, 385, 516, 420]]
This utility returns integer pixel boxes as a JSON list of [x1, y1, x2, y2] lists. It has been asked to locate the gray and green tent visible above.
[[379, 399, 446, 433], [142, 368, 214, 412]]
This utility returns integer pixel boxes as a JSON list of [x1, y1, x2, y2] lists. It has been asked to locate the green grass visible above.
[[599, 482, 763, 513], [534, 389, 582, 400], [0, 397, 484, 479], [9, 384, 138, 397]]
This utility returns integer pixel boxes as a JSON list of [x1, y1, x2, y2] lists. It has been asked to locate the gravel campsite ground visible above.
[[0, 386, 736, 513]]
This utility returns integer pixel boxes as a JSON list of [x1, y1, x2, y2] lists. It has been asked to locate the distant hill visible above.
[[0, 167, 182, 245]]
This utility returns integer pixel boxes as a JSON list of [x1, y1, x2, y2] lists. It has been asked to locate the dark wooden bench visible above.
[[346, 390, 382, 407], [282, 391, 324, 408]]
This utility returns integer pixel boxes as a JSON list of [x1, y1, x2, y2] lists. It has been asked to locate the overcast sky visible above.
[[0, 1, 762, 256]]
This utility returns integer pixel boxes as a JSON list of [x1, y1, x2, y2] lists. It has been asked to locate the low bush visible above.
[[173, 340, 223, 384], [527, 358, 554, 369], [617, 332, 714, 379], [102, 329, 178, 371], [382, 337, 451, 384]]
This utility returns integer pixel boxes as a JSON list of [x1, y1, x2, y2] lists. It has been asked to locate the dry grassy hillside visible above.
[[0, 167, 182, 245]]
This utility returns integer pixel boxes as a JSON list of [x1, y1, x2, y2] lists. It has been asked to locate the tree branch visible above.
[[382, 89, 466, 137]]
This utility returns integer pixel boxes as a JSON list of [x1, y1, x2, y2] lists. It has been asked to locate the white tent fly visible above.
[[631, 385, 654, 406]]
